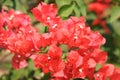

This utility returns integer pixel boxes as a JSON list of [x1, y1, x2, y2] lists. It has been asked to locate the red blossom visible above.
[[50, 60, 65, 77], [92, 49, 108, 65], [60, 16, 90, 48], [14, 40, 34, 54], [31, 2, 58, 25], [88, 2, 110, 17], [92, 18, 110, 34], [94, 64, 115, 80], [72, 66, 88, 79], [41, 33, 53, 47], [0, 2, 118, 80], [47, 17, 63, 32], [0, 31, 11, 48], [12, 54, 28, 69], [72, 58, 96, 79], [34, 54, 50, 73], [89, 31, 106, 48], [8, 10, 31, 29], [110, 68, 120, 80], [67, 51, 83, 68], [88, 0, 111, 34], [34, 45, 65, 76], [0, 9, 42, 69]]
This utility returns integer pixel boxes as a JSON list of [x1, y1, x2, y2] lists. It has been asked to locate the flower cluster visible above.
[[0, 9, 41, 69], [0, 2, 120, 80], [88, 0, 111, 34]]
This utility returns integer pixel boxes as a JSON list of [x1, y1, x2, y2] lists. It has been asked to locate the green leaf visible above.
[[2, 0, 13, 8], [75, 0, 84, 7], [96, 64, 102, 71], [3, 0, 26, 12], [110, 6, 120, 22], [55, 0, 72, 8], [111, 21, 120, 35], [44, 0, 49, 3], [59, 44, 69, 53], [74, 5, 81, 17], [15, 0, 26, 13], [27, 59, 35, 71], [10, 69, 24, 80], [58, 3, 75, 18], [41, 73, 50, 80], [75, 0, 87, 16], [85, 78, 89, 80], [34, 70, 43, 79], [35, 23, 46, 33], [0, 75, 9, 80], [80, 5, 87, 16]]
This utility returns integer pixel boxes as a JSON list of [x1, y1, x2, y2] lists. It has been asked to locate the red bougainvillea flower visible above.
[[92, 18, 110, 34], [72, 66, 88, 79], [0, 9, 42, 69], [0, 31, 11, 48], [88, 1, 111, 34], [88, 2, 110, 16], [5, 26, 41, 55], [54, 16, 105, 49], [31, 2, 63, 36], [65, 50, 96, 79], [46, 17, 63, 32], [31, 2, 58, 25], [34, 54, 50, 73], [55, 16, 91, 48], [31, 3, 108, 79], [71, 58, 96, 79], [66, 56, 95, 79], [34, 45, 65, 77], [110, 68, 120, 80], [94, 64, 115, 80], [40, 33, 53, 47], [0, 9, 31, 31], [47, 44, 65, 77], [8, 10, 31, 30], [1, 2, 119, 80], [67, 51, 83, 68], [12, 54, 28, 69], [62, 16, 90, 48], [14, 40, 34, 54], [89, 31, 106, 48], [91, 49, 108, 65]]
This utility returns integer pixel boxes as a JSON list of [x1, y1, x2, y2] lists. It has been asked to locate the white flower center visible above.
[[79, 24, 84, 29], [29, 31, 32, 33], [31, 49, 34, 51], [74, 34, 78, 39], [9, 15, 14, 20], [48, 56, 51, 60], [18, 55, 21, 58], [52, 24, 57, 29], [96, 74, 99, 77], [47, 17, 51, 20], [79, 69, 83, 73]]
